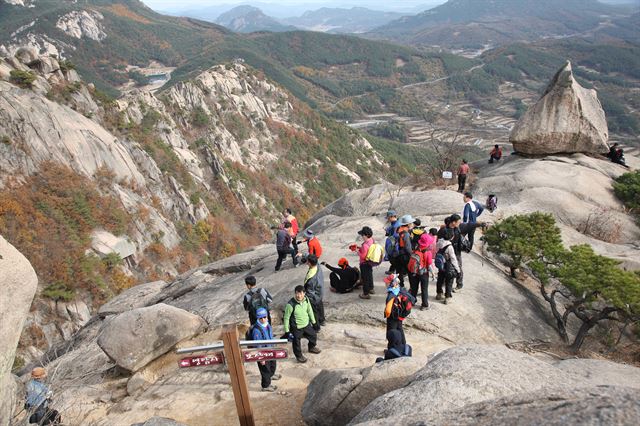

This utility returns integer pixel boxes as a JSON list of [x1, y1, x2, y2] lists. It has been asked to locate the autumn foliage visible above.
[[0, 162, 133, 302]]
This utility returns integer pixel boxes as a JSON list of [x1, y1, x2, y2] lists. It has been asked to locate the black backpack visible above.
[[249, 289, 269, 319], [285, 298, 299, 332]]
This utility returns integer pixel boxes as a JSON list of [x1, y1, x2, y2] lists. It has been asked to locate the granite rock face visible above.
[[510, 61, 609, 155]]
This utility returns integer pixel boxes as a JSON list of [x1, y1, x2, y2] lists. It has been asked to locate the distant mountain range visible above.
[[214, 5, 295, 32], [369, 0, 637, 47]]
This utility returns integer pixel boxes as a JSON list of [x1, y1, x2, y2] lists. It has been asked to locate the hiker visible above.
[[299, 229, 323, 259], [489, 144, 502, 163], [427, 228, 438, 259], [450, 213, 486, 291], [408, 233, 434, 310], [462, 192, 484, 250], [322, 258, 360, 293], [383, 274, 415, 345], [457, 159, 470, 192], [606, 143, 619, 161], [375, 329, 413, 363], [614, 148, 629, 168], [486, 194, 498, 213], [283, 208, 300, 256], [410, 218, 425, 248], [249, 308, 281, 392], [283, 285, 321, 363], [384, 210, 401, 275], [25, 367, 61, 425], [435, 228, 461, 304], [275, 222, 298, 271], [243, 275, 273, 325], [303, 254, 325, 330], [357, 226, 376, 299], [395, 215, 415, 287]]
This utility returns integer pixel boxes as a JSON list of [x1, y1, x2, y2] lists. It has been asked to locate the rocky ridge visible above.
[[0, 48, 384, 367]]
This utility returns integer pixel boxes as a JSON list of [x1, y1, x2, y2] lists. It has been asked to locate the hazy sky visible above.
[[143, 0, 445, 13]]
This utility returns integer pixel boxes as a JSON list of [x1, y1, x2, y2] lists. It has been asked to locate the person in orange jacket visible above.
[[300, 229, 322, 259]]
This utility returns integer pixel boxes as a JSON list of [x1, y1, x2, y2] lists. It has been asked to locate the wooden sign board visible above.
[[242, 349, 288, 362], [179, 353, 225, 368]]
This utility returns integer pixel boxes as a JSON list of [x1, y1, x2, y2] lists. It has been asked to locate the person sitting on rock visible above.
[[275, 222, 298, 271], [322, 257, 360, 293], [384, 274, 416, 346], [243, 275, 273, 325], [375, 329, 413, 363], [283, 285, 321, 363], [304, 254, 325, 330], [614, 148, 629, 168], [607, 143, 619, 161], [249, 308, 281, 392], [25, 367, 61, 425], [299, 229, 323, 259], [489, 144, 503, 164]]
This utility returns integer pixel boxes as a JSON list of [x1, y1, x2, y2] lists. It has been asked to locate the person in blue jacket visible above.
[[250, 308, 281, 392], [462, 192, 484, 249], [25, 367, 61, 425]]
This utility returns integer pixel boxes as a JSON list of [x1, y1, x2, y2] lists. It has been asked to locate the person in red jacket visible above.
[[457, 159, 470, 192], [489, 144, 503, 164], [408, 234, 434, 310], [283, 208, 300, 256], [300, 229, 322, 259]]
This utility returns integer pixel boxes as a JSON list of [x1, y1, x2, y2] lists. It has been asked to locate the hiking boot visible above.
[[369, 289, 376, 295], [261, 385, 277, 392], [330, 287, 337, 293], [455, 285, 463, 291], [296, 356, 307, 363], [444, 296, 452, 305], [359, 293, 371, 300], [420, 305, 429, 311], [308, 347, 322, 354], [435, 293, 443, 301], [272, 374, 282, 381]]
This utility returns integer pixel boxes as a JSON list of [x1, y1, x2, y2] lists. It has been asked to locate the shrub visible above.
[[191, 107, 210, 128], [10, 70, 36, 89], [613, 170, 640, 213], [59, 59, 76, 72]]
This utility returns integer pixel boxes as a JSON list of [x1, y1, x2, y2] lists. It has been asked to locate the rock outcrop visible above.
[[56, 10, 106, 41], [0, 236, 38, 426], [97, 304, 207, 372], [510, 61, 609, 155], [97, 280, 167, 317], [350, 345, 640, 425], [302, 357, 424, 426]]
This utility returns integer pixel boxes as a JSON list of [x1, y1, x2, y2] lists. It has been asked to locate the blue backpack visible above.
[[385, 235, 399, 260], [434, 247, 447, 272]]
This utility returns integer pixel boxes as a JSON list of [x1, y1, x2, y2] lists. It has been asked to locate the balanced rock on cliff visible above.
[[510, 61, 609, 155]]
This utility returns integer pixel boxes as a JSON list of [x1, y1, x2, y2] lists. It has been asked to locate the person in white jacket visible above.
[[435, 228, 461, 304]]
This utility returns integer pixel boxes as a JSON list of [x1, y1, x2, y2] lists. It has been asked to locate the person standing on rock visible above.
[[304, 254, 325, 330], [322, 258, 360, 293], [395, 215, 415, 287], [489, 144, 503, 163], [462, 192, 484, 250], [408, 233, 434, 310], [457, 159, 470, 192], [383, 274, 415, 345], [284, 285, 322, 363], [384, 210, 401, 275], [283, 208, 300, 256], [275, 222, 299, 271], [357, 226, 376, 300], [435, 228, 461, 304], [25, 367, 61, 425], [250, 307, 281, 392], [243, 275, 273, 325]]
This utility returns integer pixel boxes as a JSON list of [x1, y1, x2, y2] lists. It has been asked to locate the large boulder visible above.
[[349, 345, 585, 424], [358, 386, 640, 425], [98, 280, 167, 317], [0, 236, 38, 426], [302, 357, 424, 426], [97, 304, 207, 372], [510, 61, 609, 155]]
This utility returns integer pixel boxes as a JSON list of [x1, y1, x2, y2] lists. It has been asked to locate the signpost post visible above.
[[177, 325, 289, 426]]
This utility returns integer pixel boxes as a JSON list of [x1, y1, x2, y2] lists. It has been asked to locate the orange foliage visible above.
[[105, 4, 152, 24]]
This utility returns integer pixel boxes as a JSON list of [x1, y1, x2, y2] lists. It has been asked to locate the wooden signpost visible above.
[[176, 324, 289, 426]]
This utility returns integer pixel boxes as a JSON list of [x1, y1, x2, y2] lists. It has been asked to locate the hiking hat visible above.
[[256, 308, 268, 319], [357, 226, 373, 237], [338, 258, 349, 267], [399, 214, 414, 226], [386, 210, 397, 218], [302, 229, 314, 239], [418, 233, 432, 249], [31, 367, 46, 379]]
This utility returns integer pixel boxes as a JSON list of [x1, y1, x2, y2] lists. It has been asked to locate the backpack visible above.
[[486, 194, 498, 212], [285, 298, 299, 332], [392, 291, 414, 320], [384, 235, 399, 259], [249, 290, 269, 320], [434, 247, 447, 272], [407, 252, 426, 275], [366, 243, 385, 266], [460, 235, 472, 253]]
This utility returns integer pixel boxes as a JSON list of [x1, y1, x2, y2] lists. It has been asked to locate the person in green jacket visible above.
[[283, 285, 322, 363]]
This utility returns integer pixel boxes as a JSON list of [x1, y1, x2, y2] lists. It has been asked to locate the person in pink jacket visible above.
[[357, 226, 375, 299]]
